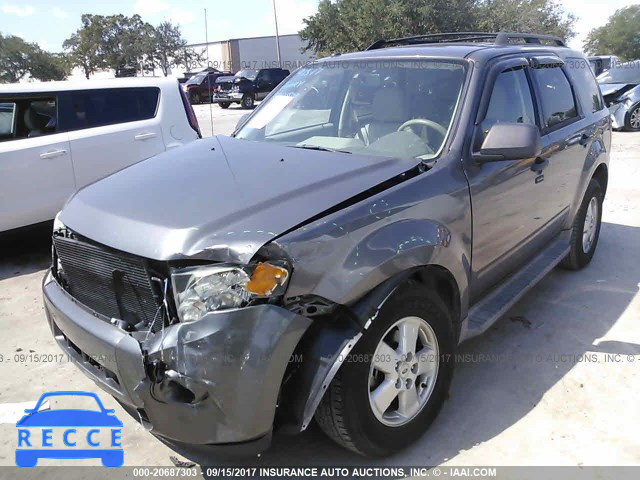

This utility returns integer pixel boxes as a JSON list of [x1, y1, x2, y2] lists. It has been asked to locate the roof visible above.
[[0, 76, 178, 94], [315, 42, 583, 64]]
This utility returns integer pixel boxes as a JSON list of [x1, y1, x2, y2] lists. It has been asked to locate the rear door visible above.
[[60, 87, 165, 189], [529, 58, 594, 228], [0, 96, 74, 231], [255, 70, 275, 100]]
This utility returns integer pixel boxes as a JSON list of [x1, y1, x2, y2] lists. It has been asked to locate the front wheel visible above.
[[624, 103, 640, 132], [560, 178, 604, 270], [315, 283, 455, 456], [219, 102, 230, 109], [241, 94, 255, 109], [190, 92, 201, 105]]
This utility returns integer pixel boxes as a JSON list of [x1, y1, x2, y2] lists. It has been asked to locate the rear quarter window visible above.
[[61, 87, 160, 132], [565, 58, 605, 113], [532, 67, 578, 129]]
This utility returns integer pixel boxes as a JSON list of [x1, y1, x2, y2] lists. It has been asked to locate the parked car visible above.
[[212, 67, 290, 109], [597, 59, 640, 131], [0, 77, 200, 233], [182, 69, 233, 104], [588, 55, 620, 76], [44, 32, 610, 457]]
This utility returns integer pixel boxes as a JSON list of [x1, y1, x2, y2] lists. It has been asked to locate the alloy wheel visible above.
[[368, 316, 439, 427], [582, 196, 599, 253], [630, 107, 640, 130]]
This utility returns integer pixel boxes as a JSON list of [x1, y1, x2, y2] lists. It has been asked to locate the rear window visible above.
[[532, 67, 578, 129], [566, 59, 604, 113], [63, 87, 159, 131], [0, 97, 57, 141]]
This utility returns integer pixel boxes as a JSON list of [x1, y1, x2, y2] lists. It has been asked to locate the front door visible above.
[[0, 97, 75, 231], [464, 61, 560, 301]]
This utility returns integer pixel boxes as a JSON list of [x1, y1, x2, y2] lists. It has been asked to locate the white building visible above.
[[182, 33, 315, 76]]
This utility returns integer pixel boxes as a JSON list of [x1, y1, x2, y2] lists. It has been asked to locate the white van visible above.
[[0, 77, 201, 232]]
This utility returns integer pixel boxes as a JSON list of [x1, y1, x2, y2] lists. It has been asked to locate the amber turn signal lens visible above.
[[245, 262, 289, 296]]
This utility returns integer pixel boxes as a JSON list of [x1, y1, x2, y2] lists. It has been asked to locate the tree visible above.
[[0, 33, 69, 83], [584, 5, 640, 61], [300, 0, 477, 56], [100, 14, 155, 74], [0, 33, 32, 83], [476, 0, 576, 41], [63, 14, 106, 79], [28, 51, 71, 81], [150, 22, 184, 76], [63, 14, 156, 78], [300, 0, 576, 56]]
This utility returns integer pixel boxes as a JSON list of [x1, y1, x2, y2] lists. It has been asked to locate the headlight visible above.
[[171, 262, 289, 323]]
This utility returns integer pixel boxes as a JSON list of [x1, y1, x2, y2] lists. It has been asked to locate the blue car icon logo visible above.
[[15, 391, 123, 468]]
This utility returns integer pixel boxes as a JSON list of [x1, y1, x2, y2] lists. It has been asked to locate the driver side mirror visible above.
[[472, 123, 541, 162]]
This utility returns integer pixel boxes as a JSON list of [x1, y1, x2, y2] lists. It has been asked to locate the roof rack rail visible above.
[[366, 32, 566, 50]]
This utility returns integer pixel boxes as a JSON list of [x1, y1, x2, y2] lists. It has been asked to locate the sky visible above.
[[0, 0, 637, 53]]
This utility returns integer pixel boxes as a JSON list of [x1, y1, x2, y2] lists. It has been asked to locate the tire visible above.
[[241, 94, 255, 109], [190, 92, 201, 105], [315, 282, 455, 457], [219, 102, 230, 109], [623, 103, 640, 132], [560, 178, 604, 270]]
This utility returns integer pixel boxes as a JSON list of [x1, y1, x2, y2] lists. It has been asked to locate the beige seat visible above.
[[360, 88, 408, 145]]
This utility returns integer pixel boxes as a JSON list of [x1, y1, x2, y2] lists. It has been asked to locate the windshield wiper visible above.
[[291, 144, 352, 154]]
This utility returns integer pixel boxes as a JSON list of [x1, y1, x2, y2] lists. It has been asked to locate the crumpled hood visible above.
[[599, 83, 636, 98], [60, 136, 418, 263]]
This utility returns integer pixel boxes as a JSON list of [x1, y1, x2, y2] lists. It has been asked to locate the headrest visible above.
[[372, 88, 407, 123]]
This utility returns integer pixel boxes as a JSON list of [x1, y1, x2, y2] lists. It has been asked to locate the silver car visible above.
[[598, 59, 640, 131], [42, 32, 610, 457]]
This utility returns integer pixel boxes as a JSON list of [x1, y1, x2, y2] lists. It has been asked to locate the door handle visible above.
[[39, 149, 67, 159], [531, 156, 549, 173], [134, 132, 157, 141], [568, 133, 590, 147]]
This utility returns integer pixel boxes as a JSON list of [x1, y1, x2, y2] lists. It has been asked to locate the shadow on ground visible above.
[[0, 222, 52, 281]]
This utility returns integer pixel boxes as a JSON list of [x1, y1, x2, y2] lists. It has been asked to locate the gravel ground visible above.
[[0, 106, 638, 477]]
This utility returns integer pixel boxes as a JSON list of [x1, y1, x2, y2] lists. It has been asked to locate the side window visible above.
[[260, 70, 273, 82], [64, 87, 159, 131], [565, 58, 604, 113], [532, 67, 578, 129], [480, 67, 536, 141], [0, 97, 57, 141], [0, 102, 17, 140]]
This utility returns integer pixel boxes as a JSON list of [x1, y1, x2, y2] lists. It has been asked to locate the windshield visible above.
[[236, 69, 258, 80], [186, 72, 207, 85], [235, 59, 467, 160], [597, 62, 640, 84]]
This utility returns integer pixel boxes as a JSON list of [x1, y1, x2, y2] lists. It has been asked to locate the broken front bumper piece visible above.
[[42, 271, 311, 450]]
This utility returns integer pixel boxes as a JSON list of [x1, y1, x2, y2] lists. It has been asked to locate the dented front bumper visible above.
[[42, 271, 311, 448]]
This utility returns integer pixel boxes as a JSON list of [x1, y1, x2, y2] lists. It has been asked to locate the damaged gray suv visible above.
[[43, 32, 610, 457]]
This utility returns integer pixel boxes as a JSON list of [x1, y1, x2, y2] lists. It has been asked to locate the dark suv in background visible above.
[[43, 32, 610, 457], [213, 67, 290, 108], [183, 68, 233, 104]]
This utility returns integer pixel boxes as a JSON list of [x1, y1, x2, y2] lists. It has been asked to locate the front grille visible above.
[[53, 235, 163, 330]]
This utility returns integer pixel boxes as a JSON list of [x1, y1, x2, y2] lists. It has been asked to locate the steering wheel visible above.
[[397, 118, 447, 138]]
